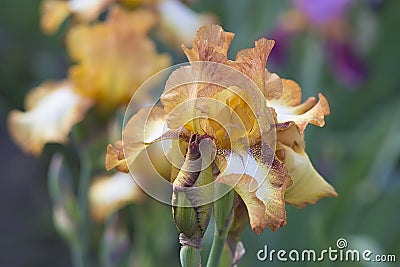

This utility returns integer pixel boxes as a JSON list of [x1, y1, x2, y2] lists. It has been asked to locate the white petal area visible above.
[[8, 81, 93, 155], [89, 172, 142, 220], [157, 0, 214, 47]]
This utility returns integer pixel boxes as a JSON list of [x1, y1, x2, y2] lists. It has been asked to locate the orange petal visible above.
[[182, 24, 234, 63], [235, 38, 282, 100], [7, 81, 93, 155], [269, 79, 330, 133]]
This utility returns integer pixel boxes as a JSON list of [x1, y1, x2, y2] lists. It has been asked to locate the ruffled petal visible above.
[[269, 79, 330, 133], [40, 0, 71, 34], [216, 146, 292, 233], [281, 143, 338, 207], [89, 172, 142, 220], [182, 24, 234, 63], [7, 81, 93, 155]]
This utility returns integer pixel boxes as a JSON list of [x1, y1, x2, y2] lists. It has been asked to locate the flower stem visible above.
[[180, 245, 201, 267], [206, 230, 228, 267], [206, 189, 234, 267]]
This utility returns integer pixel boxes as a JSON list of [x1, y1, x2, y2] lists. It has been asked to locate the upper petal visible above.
[[7, 81, 93, 155]]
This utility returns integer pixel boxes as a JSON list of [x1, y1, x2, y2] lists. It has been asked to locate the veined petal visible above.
[[235, 38, 282, 98], [89, 172, 142, 220], [281, 143, 338, 208], [182, 24, 234, 63], [269, 79, 330, 133], [40, 0, 71, 34], [7, 81, 93, 155], [216, 146, 292, 233]]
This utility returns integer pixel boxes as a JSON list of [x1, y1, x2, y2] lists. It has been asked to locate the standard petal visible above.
[[89, 172, 142, 220], [281, 143, 338, 208], [235, 38, 274, 90], [216, 147, 292, 233], [269, 79, 330, 133], [7, 81, 93, 155], [182, 24, 234, 62]]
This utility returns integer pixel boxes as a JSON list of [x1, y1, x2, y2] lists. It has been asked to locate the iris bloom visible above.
[[8, 6, 170, 155], [106, 25, 337, 234]]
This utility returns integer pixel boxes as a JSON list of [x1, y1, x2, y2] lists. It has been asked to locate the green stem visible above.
[[206, 189, 234, 267], [180, 245, 201, 267], [206, 230, 228, 267]]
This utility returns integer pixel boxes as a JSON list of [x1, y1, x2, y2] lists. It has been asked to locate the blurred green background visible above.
[[1, 0, 399, 266]]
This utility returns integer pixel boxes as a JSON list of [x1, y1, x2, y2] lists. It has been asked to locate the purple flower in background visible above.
[[268, 0, 368, 88], [293, 0, 351, 25], [326, 40, 367, 88]]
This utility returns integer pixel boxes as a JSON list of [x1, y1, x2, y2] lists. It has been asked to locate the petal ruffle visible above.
[[182, 24, 234, 63], [7, 81, 93, 155], [281, 143, 338, 208], [216, 146, 292, 233], [89, 172, 142, 220], [269, 79, 330, 133]]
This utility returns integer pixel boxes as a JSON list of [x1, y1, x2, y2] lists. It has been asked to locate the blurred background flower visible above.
[[1, 0, 399, 266]]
